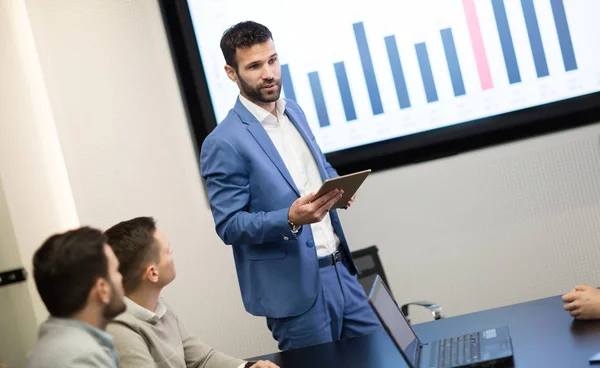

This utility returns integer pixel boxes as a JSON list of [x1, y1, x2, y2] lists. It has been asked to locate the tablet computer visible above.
[[313, 169, 371, 209]]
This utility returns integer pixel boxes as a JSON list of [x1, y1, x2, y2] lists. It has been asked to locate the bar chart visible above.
[[282, 0, 580, 127], [189, 0, 600, 154]]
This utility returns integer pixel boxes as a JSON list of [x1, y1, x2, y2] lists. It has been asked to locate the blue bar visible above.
[[415, 43, 438, 103], [384, 35, 411, 109], [333, 62, 357, 121], [550, 0, 578, 71], [308, 72, 330, 127], [440, 28, 466, 96], [521, 0, 549, 78], [491, 0, 521, 84], [281, 64, 297, 101], [353, 22, 384, 115]]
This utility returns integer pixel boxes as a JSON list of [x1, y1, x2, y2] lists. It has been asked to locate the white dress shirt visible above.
[[123, 297, 167, 324], [240, 94, 339, 257]]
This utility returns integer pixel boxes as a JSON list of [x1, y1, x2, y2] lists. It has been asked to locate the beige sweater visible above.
[[107, 298, 245, 368]]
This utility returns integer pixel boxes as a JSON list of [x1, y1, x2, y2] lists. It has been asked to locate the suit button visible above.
[[283, 236, 289, 241], [306, 240, 314, 248]]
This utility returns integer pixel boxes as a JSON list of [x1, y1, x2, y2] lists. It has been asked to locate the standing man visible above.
[[200, 21, 381, 351], [27, 227, 126, 368]]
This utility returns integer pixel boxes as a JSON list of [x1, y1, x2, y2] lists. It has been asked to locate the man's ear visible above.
[[94, 278, 110, 305], [146, 264, 159, 284], [224, 65, 239, 83]]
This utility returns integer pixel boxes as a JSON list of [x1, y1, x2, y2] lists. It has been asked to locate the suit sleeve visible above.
[[200, 135, 298, 246]]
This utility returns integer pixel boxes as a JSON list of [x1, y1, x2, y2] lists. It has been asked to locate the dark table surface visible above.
[[250, 295, 600, 367]]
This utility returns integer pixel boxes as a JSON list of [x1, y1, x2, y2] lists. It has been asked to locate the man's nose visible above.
[[262, 65, 275, 80]]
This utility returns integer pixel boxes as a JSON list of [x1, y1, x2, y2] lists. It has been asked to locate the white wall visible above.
[[0, 0, 79, 366], [2, 0, 600, 362], [0, 180, 38, 368], [20, 0, 280, 359], [340, 124, 600, 322]]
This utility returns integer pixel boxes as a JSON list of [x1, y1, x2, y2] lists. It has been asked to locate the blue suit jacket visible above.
[[200, 98, 358, 318]]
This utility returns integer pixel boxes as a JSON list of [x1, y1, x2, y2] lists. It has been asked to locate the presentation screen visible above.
[[162, 0, 600, 171]]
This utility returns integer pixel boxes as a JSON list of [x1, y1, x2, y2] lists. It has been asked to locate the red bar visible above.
[[463, 0, 493, 90]]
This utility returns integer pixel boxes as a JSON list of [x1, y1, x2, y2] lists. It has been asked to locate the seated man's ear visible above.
[[93, 278, 111, 305], [145, 265, 159, 284]]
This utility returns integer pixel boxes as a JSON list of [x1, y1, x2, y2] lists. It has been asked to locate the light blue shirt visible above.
[[27, 317, 118, 368]]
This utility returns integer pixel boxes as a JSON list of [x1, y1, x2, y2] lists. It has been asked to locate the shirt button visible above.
[[283, 236, 289, 241]]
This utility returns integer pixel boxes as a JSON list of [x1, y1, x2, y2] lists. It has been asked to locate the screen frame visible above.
[[368, 275, 421, 367], [159, 0, 600, 174]]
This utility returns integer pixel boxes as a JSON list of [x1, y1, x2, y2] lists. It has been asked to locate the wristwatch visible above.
[[244, 362, 256, 368], [288, 220, 300, 235]]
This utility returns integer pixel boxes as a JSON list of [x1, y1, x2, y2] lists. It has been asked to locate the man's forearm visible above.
[[217, 207, 297, 246]]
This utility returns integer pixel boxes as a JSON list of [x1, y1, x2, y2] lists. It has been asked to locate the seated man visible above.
[[562, 284, 600, 320], [105, 217, 277, 368], [27, 227, 126, 368]]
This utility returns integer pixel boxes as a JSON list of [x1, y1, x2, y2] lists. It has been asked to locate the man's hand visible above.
[[288, 189, 343, 226], [346, 192, 357, 208], [562, 285, 600, 320], [250, 360, 279, 368]]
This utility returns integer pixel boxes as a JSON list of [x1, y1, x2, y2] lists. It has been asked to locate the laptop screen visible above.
[[369, 276, 419, 365]]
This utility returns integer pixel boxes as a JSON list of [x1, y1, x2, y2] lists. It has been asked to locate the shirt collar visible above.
[[239, 94, 286, 127], [124, 297, 167, 325]]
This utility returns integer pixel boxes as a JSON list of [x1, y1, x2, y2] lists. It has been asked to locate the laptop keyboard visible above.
[[437, 333, 481, 368]]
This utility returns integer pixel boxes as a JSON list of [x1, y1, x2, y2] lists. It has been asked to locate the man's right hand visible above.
[[288, 189, 344, 226]]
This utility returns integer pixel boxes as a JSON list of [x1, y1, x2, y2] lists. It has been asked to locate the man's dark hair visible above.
[[220, 21, 273, 71], [104, 217, 158, 293], [33, 227, 108, 318]]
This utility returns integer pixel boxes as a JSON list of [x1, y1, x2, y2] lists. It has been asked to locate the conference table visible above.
[[250, 295, 600, 367]]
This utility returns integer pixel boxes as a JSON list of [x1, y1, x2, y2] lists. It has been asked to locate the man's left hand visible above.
[[562, 285, 600, 320]]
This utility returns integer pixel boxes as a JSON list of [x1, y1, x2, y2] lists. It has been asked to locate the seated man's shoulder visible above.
[[27, 322, 112, 367], [107, 298, 177, 336], [107, 312, 142, 336]]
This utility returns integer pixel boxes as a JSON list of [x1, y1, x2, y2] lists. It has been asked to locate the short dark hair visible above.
[[104, 217, 158, 293], [220, 21, 273, 70], [33, 227, 108, 318]]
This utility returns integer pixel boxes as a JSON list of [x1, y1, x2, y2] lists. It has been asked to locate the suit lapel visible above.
[[235, 98, 301, 197], [247, 124, 301, 197], [285, 107, 329, 181]]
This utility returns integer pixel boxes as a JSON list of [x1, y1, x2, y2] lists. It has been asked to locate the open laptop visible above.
[[368, 275, 514, 368]]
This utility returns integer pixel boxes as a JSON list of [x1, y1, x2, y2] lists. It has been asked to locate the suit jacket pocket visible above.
[[246, 240, 288, 260]]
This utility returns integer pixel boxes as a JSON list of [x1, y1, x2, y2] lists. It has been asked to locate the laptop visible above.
[[368, 275, 514, 368]]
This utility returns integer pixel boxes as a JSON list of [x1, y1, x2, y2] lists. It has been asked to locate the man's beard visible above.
[[103, 282, 126, 319], [239, 74, 282, 104]]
